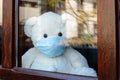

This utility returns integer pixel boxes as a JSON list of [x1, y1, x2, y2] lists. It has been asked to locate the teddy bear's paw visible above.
[[70, 67, 97, 77]]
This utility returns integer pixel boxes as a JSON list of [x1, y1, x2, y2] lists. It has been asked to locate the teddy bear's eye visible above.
[[58, 32, 62, 37], [44, 34, 47, 38]]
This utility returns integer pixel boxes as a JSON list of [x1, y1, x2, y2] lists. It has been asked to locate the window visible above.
[[19, 0, 98, 77], [0, 0, 118, 80]]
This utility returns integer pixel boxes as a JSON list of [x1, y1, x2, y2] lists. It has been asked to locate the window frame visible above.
[[0, 0, 119, 80]]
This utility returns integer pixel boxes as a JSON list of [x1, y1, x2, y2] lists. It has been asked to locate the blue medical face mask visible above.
[[34, 36, 66, 58]]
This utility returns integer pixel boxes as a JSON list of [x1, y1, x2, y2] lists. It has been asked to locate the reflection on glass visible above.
[[19, 0, 97, 77], [0, 0, 2, 64]]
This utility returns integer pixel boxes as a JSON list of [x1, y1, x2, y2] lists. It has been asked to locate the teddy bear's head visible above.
[[24, 12, 77, 58]]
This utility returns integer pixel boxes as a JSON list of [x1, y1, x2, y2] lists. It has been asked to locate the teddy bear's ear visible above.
[[61, 13, 78, 38], [24, 17, 38, 37]]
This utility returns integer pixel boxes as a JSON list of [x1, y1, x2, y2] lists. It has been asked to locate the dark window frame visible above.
[[0, 0, 119, 80]]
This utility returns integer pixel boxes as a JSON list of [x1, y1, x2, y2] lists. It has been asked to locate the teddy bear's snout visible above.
[[34, 36, 66, 57]]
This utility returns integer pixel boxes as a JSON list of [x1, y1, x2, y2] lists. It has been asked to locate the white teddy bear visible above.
[[22, 12, 97, 77]]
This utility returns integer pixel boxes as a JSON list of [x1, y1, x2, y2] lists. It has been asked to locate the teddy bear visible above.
[[22, 12, 97, 77]]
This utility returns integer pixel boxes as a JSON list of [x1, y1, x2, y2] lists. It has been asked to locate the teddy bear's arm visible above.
[[22, 48, 37, 68], [71, 67, 97, 77], [65, 47, 97, 77]]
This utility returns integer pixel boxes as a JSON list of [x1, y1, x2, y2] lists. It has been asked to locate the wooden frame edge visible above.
[[0, 0, 118, 80], [98, 0, 117, 80], [0, 66, 97, 80], [115, 0, 120, 80]]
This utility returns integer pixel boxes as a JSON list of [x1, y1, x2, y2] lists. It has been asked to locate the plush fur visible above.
[[22, 12, 97, 77]]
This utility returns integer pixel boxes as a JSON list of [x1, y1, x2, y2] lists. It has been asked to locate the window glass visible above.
[[0, 0, 2, 64], [19, 0, 97, 77]]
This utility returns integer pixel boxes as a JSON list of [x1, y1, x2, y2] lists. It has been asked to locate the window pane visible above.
[[19, 0, 97, 77], [0, 0, 2, 64]]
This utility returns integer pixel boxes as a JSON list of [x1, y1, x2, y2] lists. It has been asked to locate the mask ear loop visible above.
[[43, 20, 48, 38], [59, 20, 69, 47], [59, 23, 62, 34], [58, 18, 62, 35]]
